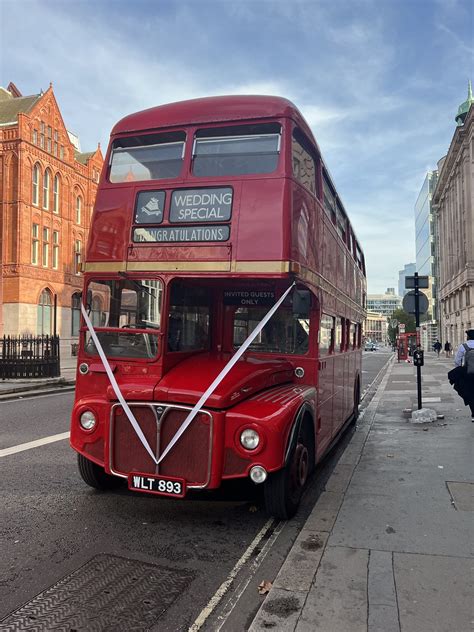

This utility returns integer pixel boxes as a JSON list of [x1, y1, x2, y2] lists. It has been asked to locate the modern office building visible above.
[[398, 263, 416, 296], [433, 82, 474, 348], [0, 82, 103, 356], [367, 288, 402, 317]]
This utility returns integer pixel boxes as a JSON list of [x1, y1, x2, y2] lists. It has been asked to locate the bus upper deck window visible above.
[[192, 123, 281, 177], [109, 132, 185, 183]]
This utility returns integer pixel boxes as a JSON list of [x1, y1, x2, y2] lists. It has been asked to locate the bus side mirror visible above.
[[86, 289, 93, 310], [293, 290, 311, 318]]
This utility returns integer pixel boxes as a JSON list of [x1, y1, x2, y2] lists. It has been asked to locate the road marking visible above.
[[189, 517, 274, 631], [214, 520, 286, 630], [0, 432, 70, 458]]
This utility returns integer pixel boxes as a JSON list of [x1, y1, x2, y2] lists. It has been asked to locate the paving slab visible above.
[[296, 546, 369, 632], [394, 552, 473, 632], [249, 354, 473, 632], [273, 530, 328, 593]]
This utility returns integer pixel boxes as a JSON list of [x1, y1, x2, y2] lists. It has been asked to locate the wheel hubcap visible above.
[[291, 443, 309, 490]]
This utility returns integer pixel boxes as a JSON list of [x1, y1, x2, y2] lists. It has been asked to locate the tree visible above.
[[387, 308, 416, 344]]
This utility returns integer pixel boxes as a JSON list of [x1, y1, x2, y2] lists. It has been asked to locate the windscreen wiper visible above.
[[118, 271, 156, 299]]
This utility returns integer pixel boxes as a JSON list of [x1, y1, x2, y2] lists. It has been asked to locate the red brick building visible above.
[[0, 82, 103, 354]]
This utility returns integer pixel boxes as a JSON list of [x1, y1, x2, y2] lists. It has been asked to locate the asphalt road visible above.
[[0, 350, 392, 631]]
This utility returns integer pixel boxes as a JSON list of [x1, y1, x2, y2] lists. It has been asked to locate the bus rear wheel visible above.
[[77, 453, 122, 490], [351, 377, 361, 425], [264, 424, 312, 520]]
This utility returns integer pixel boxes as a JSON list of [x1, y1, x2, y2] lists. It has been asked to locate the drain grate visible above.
[[1, 554, 195, 631]]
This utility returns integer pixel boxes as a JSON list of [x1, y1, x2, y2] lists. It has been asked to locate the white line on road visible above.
[[188, 517, 274, 632], [0, 432, 70, 458]]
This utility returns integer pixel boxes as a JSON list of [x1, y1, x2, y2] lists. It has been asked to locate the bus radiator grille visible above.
[[111, 405, 211, 487]]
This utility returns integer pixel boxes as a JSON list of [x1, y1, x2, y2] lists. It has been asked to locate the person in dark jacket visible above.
[[448, 329, 474, 421], [433, 340, 442, 356]]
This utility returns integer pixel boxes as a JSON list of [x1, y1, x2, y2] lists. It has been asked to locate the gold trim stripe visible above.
[[127, 261, 231, 272], [232, 261, 290, 273], [82, 262, 126, 272], [82, 260, 291, 274]]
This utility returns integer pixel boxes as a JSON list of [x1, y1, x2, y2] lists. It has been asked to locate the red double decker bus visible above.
[[70, 96, 366, 519]]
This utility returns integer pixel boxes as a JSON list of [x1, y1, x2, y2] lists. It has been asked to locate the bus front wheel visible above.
[[77, 453, 122, 490], [264, 423, 312, 520]]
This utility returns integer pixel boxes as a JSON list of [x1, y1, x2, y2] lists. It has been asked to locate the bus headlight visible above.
[[240, 428, 260, 450], [249, 466, 267, 484], [80, 410, 97, 431]]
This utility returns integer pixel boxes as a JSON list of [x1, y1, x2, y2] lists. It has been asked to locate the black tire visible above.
[[351, 377, 361, 425], [264, 420, 314, 520], [77, 453, 122, 490]]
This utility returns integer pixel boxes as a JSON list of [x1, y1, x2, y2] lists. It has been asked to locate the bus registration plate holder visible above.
[[128, 473, 186, 498]]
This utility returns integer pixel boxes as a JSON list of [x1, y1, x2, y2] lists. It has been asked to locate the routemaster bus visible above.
[[70, 95, 366, 519]]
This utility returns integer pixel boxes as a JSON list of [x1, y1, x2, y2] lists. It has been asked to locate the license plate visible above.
[[128, 473, 186, 498]]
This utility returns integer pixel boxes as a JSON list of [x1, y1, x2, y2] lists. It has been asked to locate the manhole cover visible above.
[[1, 554, 195, 631]]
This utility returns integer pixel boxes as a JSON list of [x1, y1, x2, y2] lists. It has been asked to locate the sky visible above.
[[1, 0, 472, 293]]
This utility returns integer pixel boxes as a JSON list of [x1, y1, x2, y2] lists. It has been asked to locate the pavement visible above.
[[0, 355, 77, 398], [249, 352, 473, 632], [1, 352, 472, 631]]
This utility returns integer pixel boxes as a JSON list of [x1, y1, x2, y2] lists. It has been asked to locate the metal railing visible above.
[[0, 335, 61, 379]]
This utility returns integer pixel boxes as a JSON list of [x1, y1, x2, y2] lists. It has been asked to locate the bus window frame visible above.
[[319, 313, 335, 356], [191, 122, 282, 179], [291, 127, 319, 197], [107, 131, 187, 185]]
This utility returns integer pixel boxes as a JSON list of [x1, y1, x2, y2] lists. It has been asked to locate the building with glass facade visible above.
[[414, 170, 439, 349], [398, 262, 416, 297]]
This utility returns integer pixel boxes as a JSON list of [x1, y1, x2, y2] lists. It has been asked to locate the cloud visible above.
[[2, 0, 471, 295]]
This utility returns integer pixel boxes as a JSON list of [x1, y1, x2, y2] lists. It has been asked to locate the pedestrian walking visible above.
[[447, 329, 474, 421], [444, 341, 452, 357], [433, 340, 442, 356]]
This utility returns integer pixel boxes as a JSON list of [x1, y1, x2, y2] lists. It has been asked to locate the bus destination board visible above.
[[170, 187, 232, 222], [133, 225, 230, 243]]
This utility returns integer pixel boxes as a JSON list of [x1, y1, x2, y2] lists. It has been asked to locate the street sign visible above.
[[399, 323, 405, 332], [403, 290, 429, 315], [390, 319, 398, 329], [405, 275, 429, 289]]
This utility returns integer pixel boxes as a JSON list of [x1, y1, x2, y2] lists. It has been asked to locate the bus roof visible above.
[[112, 95, 317, 145]]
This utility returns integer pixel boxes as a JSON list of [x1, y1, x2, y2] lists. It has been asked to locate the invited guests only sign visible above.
[[223, 290, 275, 306], [170, 188, 232, 222]]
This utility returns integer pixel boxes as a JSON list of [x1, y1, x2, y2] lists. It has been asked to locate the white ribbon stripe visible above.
[[80, 303, 158, 464], [156, 282, 295, 465], [80, 282, 295, 469]]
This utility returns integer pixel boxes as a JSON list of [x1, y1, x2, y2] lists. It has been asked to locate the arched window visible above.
[[76, 195, 82, 224], [32, 164, 40, 206], [43, 169, 51, 210], [38, 288, 53, 335], [53, 174, 60, 213], [71, 292, 82, 336]]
